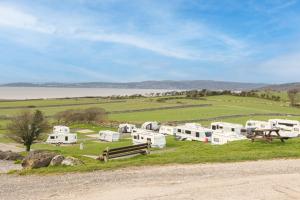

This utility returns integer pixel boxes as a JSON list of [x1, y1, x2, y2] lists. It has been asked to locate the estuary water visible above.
[[0, 87, 172, 100]]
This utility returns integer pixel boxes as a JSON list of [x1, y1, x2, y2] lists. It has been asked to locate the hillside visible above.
[[1, 80, 266, 91], [260, 82, 300, 91]]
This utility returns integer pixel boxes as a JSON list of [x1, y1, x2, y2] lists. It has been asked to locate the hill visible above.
[[1, 80, 266, 91], [259, 82, 300, 91]]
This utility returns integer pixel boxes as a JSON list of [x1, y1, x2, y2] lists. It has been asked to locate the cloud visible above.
[[259, 52, 300, 74], [0, 2, 250, 62], [0, 3, 55, 33]]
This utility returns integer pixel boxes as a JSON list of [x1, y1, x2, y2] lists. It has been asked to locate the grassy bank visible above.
[[19, 136, 300, 175]]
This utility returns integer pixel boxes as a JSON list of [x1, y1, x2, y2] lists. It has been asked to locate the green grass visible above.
[[1, 93, 300, 175], [19, 136, 300, 175]]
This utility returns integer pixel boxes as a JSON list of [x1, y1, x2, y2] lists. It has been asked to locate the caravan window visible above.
[[133, 135, 137, 139], [177, 129, 182, 133], [185, 130, 191, 134], [278, 122, 295, 127], [65, 136, 68, 141], [231, 128, 235, 132], [50, 136, 55, 139], [212, 125, 217, 130], [214, 138, 220, 142], [196, 132, 200, 137]]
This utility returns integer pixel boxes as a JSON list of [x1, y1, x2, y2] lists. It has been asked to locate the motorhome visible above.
[[131, 129, 166, 148], [211, 122, 246, 145], [99, 130, 120, 142], [159, 125, 175, 135], [118, 124, 136, 134], [269, 119, 300, 137], [175, 123, 212, 142], [46, 126, 77, 144], [141, 121, 160, 131]]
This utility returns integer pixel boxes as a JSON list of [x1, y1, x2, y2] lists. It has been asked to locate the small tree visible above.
[[288, 89, 299, 106], [7, 110, 49, 151]]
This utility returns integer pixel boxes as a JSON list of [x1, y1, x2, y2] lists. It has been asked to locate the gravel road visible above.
[[1, 159, 300, 200]]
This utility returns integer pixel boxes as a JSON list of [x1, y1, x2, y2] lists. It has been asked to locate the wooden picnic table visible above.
[[249, 128, 288, 143]]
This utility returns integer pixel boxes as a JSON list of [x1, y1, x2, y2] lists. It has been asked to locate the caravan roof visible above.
[[211, 122, 243, 129], [53, 126, 70, 134]]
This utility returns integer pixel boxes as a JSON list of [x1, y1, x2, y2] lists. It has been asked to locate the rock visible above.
[[61, 156, 84, 166], [22, 151, 57, 169], [0, 150, 24, 161], [50, 155, 65, 166]]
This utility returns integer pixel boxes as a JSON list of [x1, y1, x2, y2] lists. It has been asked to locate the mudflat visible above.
[[1, 159, 300, 200]]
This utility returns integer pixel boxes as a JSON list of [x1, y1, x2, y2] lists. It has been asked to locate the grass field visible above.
[[1, 93, 300, 174]]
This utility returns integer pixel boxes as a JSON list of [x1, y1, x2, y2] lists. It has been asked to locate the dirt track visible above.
[[1, 159, 300, 200]]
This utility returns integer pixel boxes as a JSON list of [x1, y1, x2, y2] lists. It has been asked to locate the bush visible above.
[[54, 107, 107, 124]]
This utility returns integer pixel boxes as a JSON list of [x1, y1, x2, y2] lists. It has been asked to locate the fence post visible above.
[[104, 147, 109, 162]]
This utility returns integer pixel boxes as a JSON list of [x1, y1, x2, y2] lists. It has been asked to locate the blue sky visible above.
[[0, 0, 300, 83]]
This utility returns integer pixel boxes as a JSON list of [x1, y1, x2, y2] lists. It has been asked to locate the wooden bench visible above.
[[99, 142, 151, 162], [248, 128, 288, 143]]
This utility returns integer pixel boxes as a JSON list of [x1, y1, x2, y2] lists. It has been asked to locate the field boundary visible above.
[[167, 113, 300, 124], [107, 104, 212, 114], [0, 100, 126, 110]]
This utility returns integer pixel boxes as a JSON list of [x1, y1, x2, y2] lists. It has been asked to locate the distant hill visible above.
[[1, 80, 267, 91], [259, 82, 300, 91]]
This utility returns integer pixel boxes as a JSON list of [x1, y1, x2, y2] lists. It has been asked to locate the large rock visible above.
[[61, 156, 84, 166], [0, 150, 24, 161], [50, 155, 65, 166], [22, 151, 57, 169]]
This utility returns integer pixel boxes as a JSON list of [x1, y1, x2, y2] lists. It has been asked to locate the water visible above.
[[0, 87, 172, 100]]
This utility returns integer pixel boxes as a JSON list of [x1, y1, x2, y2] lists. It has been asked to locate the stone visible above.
[[0, 150, 24, 161], [50, 155, 65, 166], [61, 156, 84, 166], [22, 151, 57, 169]]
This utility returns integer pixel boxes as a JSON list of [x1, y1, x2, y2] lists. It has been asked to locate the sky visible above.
[[0, 0, 300, 84]]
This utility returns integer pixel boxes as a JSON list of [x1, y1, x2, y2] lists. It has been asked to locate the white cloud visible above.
[[258, 52, 300, 80], [0, 4, 55, 33], [0, 2, 251, 62]]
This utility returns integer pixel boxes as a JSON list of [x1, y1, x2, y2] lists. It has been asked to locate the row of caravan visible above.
[[159, 119, 300, 145], [46, 118, 300, 146]]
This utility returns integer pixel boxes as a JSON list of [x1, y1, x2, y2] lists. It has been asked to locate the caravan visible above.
[[245, 120, 270, 135], [99, 130, 120, 142], [211, 122, 246, 145], [118, 124, 136, 134], [46, 126, 77, 144], [175, 123, 212, 142], [141, 121, 160, 131], [159, 125, 175, 135], [131, 129, 166, 148], [269, 119, 300, 137]]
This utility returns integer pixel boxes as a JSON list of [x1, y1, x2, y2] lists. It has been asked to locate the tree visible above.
[[7, 110, 49, 151], [288, 89, 299, 106]]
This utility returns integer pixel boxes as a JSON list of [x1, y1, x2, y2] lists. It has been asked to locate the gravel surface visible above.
[[0, 161, 22, 173], [1, 159, 300, 200]]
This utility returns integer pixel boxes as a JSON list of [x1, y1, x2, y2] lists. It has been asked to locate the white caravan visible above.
[[118, 124, 136, 134], [211, 122, 246, 145], [159, 125, 175, 135], [141, 121, 160, 131], [245, 120, 271, 130], [269, 119, 300, 137], [46, 126, 77, 144], [131, 129, 166, 148], [175, 123, 212, 142], [99, 130, 120, 142], [245, 120, 271, 135]]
